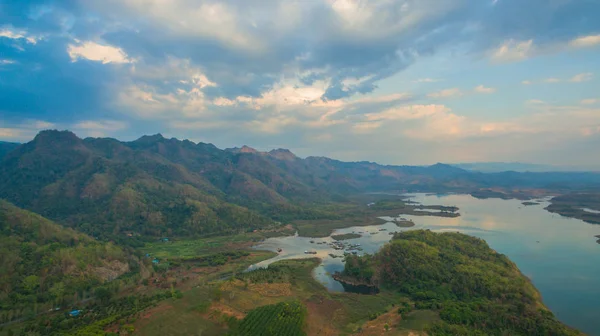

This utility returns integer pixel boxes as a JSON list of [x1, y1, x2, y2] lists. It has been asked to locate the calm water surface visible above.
[[250, 194, 600, 335]]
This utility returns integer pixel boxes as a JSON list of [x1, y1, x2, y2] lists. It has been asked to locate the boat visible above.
[[277, 248, 283, 253]]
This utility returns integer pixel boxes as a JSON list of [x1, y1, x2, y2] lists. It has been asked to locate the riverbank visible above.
[[545, 193, 600, 224]]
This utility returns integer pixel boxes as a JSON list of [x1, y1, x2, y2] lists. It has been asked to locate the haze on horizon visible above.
[[1, 0, 599, 168]]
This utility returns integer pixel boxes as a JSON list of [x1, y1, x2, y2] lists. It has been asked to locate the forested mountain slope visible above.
[[339, 230, 581, 335], [0, 141, 19, 159], [0, 200, 131, 316], [1, 130, 600, 241]]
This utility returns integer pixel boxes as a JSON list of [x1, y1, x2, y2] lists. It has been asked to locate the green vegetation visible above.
[[340, 230, 582, 335], [17, 290, 172, 336], [546, 193, 600, 224], [141, 234, 264, 259], [331, 233, 362, 241], [228, 301, 307, 336], [0, 130, 593, 335], [0, 201, 132, 325]]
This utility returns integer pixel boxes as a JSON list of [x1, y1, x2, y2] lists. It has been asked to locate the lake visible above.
[[250, 193, 600, 335]]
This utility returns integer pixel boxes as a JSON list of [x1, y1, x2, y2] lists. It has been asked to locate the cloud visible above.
[[72, 120, 128, 131], [490, 39, 534, 63], [569, 73, 593, 83], [365, 104, 450, 122], [0, 27, 39, 44], [68, 41, 134, 64], [544, 78, 561, 83], [474, 85, 496, 94], [526, 99, 545, 105], [521, 80, 532, 85], [0, 120, 56, 141], [428, 88, 463, 98], [71, 120, 128, 138], [580, 99, 598, 105], [3, 0, 600, 166], [570, 35, 600, 48], [414, 78, 442, 83]]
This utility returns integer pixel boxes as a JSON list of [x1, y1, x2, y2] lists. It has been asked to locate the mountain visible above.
[[0, 141, 20, 159], [337, 230, 581, 335], [2, 130, 600, 242], [0, 200, 131, 314], [452, 162, 599, 173]]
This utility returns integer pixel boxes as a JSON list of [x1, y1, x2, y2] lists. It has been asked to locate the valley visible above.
[[1, 131, 600, 335]]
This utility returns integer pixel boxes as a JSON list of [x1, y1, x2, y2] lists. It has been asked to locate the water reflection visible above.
[[250, 193, 600, 335]]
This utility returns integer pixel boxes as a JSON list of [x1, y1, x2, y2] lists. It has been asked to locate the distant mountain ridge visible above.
[[451, 162, 599, 173], [1, 130, 600, 241], [0, 140, 20, 159]]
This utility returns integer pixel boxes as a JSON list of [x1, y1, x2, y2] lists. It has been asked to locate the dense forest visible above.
[[340, 230, 581, 335], [0, 201, 135, 325]]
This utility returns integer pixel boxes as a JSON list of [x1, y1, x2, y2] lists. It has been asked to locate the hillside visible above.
[[2, 130, 600, 242], [0, 141, 19, 159], [338, 230, 581, 335], [0, 200, 131, 318]]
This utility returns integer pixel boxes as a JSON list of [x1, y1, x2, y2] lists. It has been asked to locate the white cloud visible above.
[[68, 41, 133, 64], [0, 120, 56, 141], [544, 78, 560, 83], [521, 80, 532, 85], [490, 39, 535, 63], [0, 128, 22, 139], [570, 35, 600, 48], [29, 120, 56, 129], [72, 120, 128, 138], [474, 85, 496, 94], [0, 27, 39, 44], [580, 99, 598, 105], [73, 120, 128, 131], [341, 75, 375, 92], [365, 104, 450, 122], [427, 88, 462, 98], [569, 73, 593, 83], [0, 59, 16, 65], [526, 99, 545, 105], [414, 78, 442, 83], [212, 97, 237, 106], [101, 0, 265, 52]]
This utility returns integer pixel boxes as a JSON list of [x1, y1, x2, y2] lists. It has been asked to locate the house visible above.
[[69, 310, 81, 317], [161, 237, 169, 242], [152, 258, 160, 264]]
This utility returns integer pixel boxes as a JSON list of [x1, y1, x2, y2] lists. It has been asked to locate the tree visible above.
[[94, 287, 113, 304], [22, 275, 40, 294]]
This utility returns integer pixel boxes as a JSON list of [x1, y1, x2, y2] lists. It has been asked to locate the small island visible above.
[[522, 201, 540, 206], [394, 219, 416, 227], [331, 233, 362, 241]]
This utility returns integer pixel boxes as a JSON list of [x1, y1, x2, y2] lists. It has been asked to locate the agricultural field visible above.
[[229, 301, 307, 336], [126, 258, 434, 335]]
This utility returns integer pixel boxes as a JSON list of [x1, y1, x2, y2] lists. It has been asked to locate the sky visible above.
[[1, 0, 600, 167]]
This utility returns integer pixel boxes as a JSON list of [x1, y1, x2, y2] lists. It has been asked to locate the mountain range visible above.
[[1, 130, 600, 242], [451, 162, 600, 173]]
